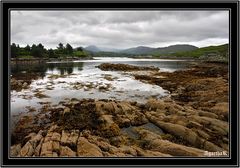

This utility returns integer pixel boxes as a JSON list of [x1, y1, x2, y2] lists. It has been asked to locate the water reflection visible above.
[[11, 62, 47, 80], [47, 62, 83, 75], [11, 62, 84, 79]]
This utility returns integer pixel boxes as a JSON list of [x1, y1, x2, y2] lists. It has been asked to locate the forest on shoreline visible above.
[[11, 43, 89, 59]]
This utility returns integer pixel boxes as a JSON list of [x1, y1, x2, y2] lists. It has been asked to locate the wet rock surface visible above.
[[10, 62, 229, 157], [97, 63, 159, 71], [11, 78, 31, 91], [11, 72, 43, 91]]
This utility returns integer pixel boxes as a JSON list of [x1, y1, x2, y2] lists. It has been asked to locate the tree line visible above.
[[11, 43, 87, 59]]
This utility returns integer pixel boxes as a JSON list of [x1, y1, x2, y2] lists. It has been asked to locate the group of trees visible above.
[[11, 43, 86, 59]]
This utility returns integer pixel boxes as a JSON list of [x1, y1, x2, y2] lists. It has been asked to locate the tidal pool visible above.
[[11, 57, 194, 116]]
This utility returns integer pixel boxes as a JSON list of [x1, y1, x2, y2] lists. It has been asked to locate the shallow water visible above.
[[11, 57, 193, 115]]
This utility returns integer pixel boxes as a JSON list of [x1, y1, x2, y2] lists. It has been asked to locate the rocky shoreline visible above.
[[11, 56, 94, 64], [10, 62, 229, 157]]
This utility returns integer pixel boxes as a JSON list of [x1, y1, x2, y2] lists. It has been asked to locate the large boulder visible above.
[[40, 141, 53, 157], [135, 128, 205, 156], [133, 146, 172, 157], [28, 130, 43, 149], [210, 102, 228, 120], [60, 130, 79, 149], [19, 142, 34, 157], [77, 137, 103, 157], [34, 138, 44, 156], [60, 146, 76, 157], [190, 115, 228, 136], [147, 115, 224, 152], [10, 144, 22, 157]]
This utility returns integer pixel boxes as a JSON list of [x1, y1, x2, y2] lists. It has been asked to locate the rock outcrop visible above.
[[97, 63, 159, 71]]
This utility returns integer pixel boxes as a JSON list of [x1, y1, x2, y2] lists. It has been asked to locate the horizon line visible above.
[[12, 42, 229, 50]]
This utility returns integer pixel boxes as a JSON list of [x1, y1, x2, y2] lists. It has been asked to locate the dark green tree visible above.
[[57, 43, 64, 50], [57, 43, 65, 55], [31, 44, 37, 50], [66, 43, 73, 55], [48, 49, 56, 58], [76, 47, 83, 51], [11, 43, 18, 58], [31, 44, 45, 58], [31, 44, 39, 57], [37, 43, 45, 58], [25, 45, 31, 52], [37, 43, 44, 50]]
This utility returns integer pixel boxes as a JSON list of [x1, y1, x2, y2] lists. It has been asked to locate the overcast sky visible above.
[[11, 10, 229, 49]]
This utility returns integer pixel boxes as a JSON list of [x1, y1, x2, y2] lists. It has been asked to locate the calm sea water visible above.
[[11, 57, 194, 115]]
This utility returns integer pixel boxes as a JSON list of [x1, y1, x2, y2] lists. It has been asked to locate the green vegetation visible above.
[[120, 44, 198, 55], [153, 44, 229, 58], [11, 43, 89, 59]]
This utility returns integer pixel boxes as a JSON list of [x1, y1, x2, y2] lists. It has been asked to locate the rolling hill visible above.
[[120, 46, 156, 55], [163, 44, 229, 58], [120, 44, 198, 55], [153, 44, 198, 55]]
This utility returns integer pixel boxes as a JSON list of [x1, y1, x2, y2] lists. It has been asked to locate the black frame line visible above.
[[6, 7, 233, 161], [1, 1, 239, 167]]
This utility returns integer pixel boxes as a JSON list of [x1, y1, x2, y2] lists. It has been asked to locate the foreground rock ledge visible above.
[[11, 98, 228, 157]]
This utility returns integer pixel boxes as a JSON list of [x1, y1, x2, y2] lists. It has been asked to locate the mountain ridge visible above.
[[120, 44, 198, 55], [84, 44, 198, 55], [84, 45, 101, 52]]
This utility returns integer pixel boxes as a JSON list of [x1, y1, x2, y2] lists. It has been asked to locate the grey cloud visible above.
[[11, 10, 229, 49], [49, 29, 58, 35]]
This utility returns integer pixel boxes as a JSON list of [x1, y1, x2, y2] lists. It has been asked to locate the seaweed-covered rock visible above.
[[97, 63, 159, 71]]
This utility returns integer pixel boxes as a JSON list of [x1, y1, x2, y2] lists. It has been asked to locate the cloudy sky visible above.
[[11, 10, 229, 49]]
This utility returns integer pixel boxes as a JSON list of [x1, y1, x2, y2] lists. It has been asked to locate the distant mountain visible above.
[[83, 43, 228, 59], [83, 44, 198, 55], [120, 46, 156, 55], [92, 51, 135, 57], [154, 44, 198, 54], [84, 45, 101, 52], [84, 45, 123, 52], [98, 47, 122, 52], [120, 44, 198, 55]]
